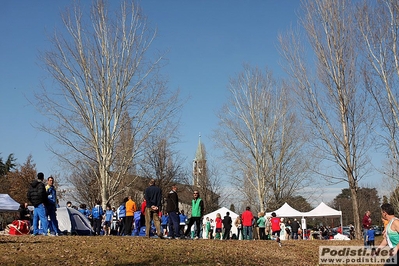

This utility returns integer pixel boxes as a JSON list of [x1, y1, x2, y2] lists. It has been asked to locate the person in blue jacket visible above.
[[46, 176, 62, 235], [91, 200, 104, 236], [117, 198, 128, 236], [367, 227, 375, 249], [103, 204, 113, 235], [161, 212, 169, 236], [78, 204, 91, 218], [179, 210, 188, 236]]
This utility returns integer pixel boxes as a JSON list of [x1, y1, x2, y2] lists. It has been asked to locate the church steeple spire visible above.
[[195, 133, 204, 161], [193, 133, 207, 187]]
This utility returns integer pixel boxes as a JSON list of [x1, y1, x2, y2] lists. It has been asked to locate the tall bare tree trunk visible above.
[[279, 0, 373, 239], [358, 0, 399, 211], [36, 0, 181, 207], [214, 65, 313, 213]]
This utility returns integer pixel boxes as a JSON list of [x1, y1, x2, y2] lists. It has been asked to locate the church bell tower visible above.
[[192, 134, 207, 187]]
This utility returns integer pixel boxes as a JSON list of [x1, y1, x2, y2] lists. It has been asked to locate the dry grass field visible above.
[[0, 235, 381, 266]]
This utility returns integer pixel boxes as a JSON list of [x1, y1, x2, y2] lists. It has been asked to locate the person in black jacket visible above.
[[223, 212, 233, 240], [166, 184, 180, 239], [27, 172, 49, 235], [291, 218, 300, 239]]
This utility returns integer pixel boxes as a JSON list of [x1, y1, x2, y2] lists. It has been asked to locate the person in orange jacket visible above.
[[124, 196, 137, 236]]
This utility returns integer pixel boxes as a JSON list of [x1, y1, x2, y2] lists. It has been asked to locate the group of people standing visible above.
[[80, 180, 163, 237], [78, 180, 204, 239], [232, 207, 300, 244], [26, 172, 62, 236], [153, 181, 204, 240], [23, 173, 296, 246], [204, 211, 233, 240]]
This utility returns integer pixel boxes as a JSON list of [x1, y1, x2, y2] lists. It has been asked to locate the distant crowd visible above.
[[19, 173, 312, 241], [19, 171, 395, 257], [67, 199, 189, 237]]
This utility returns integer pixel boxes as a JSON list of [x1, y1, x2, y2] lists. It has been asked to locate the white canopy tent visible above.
[[303, 202, 342, 218], [265, 202, 342, 220], [202, 207, 239, 239], [303, 202, 343, 236], [265, 202, 343, 239], [0, 194, 20, 212], [265, 202, 304, 218]]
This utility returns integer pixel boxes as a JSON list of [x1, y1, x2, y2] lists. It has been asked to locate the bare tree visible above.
[[357, 1, 399, 186], [279, 0, 373, 239], [195, 156, 223, 214], [67, 111, 138, 208], [384, 159, 399, 214], [139, 137, 185, 198], [67, 161, 101, 208], [214, 64, 313, 212], [36, 1, 181, 207], [114, 111, 135, 176]]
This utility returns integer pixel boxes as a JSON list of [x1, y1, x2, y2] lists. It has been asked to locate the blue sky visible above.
[[0, 1, 383, 203]]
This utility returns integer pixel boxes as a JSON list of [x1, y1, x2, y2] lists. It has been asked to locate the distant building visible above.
[[191, 135, 220, 213], [112, 135, 219, 215]]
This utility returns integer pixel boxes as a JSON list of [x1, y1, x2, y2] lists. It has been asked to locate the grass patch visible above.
[[0, 235, 374, 265]]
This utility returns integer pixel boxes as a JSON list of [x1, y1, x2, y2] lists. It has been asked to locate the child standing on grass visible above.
[[205, 217, 211, 239], [367, 227, 375, 249], [215, 213, 222, 239], [103, 204, 113, 236], [161, 212, 169, 236]]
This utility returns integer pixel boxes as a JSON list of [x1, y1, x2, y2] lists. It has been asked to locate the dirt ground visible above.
[[0, 234, 376, 266]]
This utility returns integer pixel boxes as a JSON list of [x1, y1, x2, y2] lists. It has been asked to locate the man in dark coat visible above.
[[27, 172, 49, 235], [291, 218, 300, 240], [166, 184, 180, 239], [222, 212, 233, 240], [144, 179, 163, 238]]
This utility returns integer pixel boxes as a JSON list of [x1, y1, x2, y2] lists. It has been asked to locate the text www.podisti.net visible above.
[[319, 246, 397, 265]]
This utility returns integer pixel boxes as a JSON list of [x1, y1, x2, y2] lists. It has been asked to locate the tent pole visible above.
[[339, 205, 343, 235]]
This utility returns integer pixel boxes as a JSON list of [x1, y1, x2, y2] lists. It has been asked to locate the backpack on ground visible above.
[[8, 220, 30, 235]]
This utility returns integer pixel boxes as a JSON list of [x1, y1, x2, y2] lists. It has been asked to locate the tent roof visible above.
[[203, 207, 239, 221], [57, 207, 93, 235], [303, 202, 342, 218], [0, 194, 20, 212], [266, 202, 304, 218]]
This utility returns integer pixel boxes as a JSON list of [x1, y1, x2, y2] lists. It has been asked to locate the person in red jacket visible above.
[[271, 212, 282, 247], [140, 198, 146, 227], [241, 206, 254, 240]]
